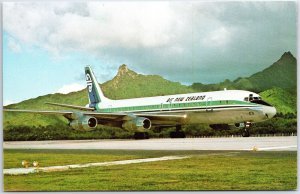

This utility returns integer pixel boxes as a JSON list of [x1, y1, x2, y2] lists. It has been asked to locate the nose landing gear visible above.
[[242, 122, 251, 137]]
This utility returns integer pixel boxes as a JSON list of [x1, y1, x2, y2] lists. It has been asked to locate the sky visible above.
[[3, 1, 297, 105]]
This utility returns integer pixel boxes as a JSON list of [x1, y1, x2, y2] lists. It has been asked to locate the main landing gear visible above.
[[170, 125, 186, 138], [134, 132, 149, 140], [241, 122, 251, 137]]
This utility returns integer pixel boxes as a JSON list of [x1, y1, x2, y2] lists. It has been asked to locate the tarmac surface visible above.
[[3, 136, 297, 151]]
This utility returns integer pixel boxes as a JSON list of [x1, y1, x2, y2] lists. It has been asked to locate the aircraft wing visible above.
[[45, 102, 95, 111], [4, 109, 186, 124], [4, 106, 258, 126], [3, 109, 73, 116]]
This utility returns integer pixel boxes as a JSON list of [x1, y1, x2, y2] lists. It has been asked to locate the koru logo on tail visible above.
[[86, 74, 93, 92]]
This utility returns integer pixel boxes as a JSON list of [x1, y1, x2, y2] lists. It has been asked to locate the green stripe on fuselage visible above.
[[96, 100, 255, 113]]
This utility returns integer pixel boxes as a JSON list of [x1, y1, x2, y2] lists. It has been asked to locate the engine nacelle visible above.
[[70, 116, 97, 131], [122, 117, 151, 132]]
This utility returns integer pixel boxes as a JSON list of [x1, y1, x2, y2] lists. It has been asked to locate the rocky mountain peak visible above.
[[116, 64, 137, 77], [117, 64, 129, 76], [111, 64, 138, 88], [279, 51, 296, 61]]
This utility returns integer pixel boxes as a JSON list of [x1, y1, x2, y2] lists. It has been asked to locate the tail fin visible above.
[[85, 66, 109, 108]]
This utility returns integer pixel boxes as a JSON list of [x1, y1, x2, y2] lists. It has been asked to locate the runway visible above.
[[3, 136, 297, 151]]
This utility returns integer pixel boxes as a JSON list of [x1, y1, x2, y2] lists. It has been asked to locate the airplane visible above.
[[4, 66, 277, 139]]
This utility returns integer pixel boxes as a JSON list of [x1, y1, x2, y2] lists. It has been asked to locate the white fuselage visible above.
[[94, 90, 276, 125]]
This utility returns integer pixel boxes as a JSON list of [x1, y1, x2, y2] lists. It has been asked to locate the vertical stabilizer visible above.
[[85, 66, 108, 108]]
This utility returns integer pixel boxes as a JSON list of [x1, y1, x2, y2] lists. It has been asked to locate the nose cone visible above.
[[264, 106, 277, 119]]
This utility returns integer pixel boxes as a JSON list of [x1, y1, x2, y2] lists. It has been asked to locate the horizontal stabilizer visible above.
[[45, 102, 94, 111]]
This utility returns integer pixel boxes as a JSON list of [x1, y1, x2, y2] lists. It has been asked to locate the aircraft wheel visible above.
[[242, 129, 250, 137]]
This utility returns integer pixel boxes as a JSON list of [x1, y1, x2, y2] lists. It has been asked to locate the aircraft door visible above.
[[206, 97, 213, 112]]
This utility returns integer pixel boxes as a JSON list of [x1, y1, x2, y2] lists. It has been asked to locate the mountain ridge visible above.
[[245, 51, 297, 92], [192, 51, 297, 93]]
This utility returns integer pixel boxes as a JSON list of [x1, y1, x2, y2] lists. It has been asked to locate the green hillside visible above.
[[259, 87, 296, 114], [191, 79, 236, 92]]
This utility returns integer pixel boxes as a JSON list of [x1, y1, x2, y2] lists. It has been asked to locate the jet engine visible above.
[[122, 117, 151, 131], [70, 116, 98, 131]]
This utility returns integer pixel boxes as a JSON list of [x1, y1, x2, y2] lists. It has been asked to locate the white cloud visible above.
[[3, 1, 296, 84], [2, 1, 274, 58], [3, 2, 180, 55], [57, 83, 85, 94]]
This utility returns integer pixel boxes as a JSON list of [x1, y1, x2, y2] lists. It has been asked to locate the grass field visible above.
[[3, 149, 297, 191]]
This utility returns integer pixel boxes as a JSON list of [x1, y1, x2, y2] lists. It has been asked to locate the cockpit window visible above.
[[250, 99, 272, 106], [244, 95, 271, 106]]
